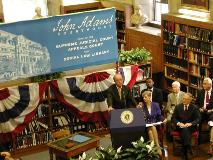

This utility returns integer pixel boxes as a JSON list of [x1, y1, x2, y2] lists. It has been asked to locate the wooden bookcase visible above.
[[60, 1, 102, 14], [100, 1, 133, 50], [162, 13, 213, 98], [126, 27, 162, 73]]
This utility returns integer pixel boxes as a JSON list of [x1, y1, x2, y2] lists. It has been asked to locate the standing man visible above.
[[107, 73, 137, 111], [165, 81, 185, 141], [140, 78, 163, 110], [172, 93, 200, 160]]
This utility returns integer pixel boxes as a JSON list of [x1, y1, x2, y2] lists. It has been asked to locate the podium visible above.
[[109, 108, 146, 149]]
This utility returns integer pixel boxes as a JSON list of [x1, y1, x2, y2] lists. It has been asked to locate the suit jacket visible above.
[[142, 102, 164, 124], [107, 84, 137, 109], [172, 103, 200, 126], [195, 89, 213, 109], [140, 87, 163, 105], [166, 91, 185, 120]]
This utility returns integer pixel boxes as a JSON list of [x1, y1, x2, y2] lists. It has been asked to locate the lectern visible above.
[[109, 108, 146, 149]]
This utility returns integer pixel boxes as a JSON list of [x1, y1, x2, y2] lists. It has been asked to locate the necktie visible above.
[[118, 87, 122, 99], [184, 105, 187, 111], [206, 91, 210, 104], [175, 94, 178, 105]]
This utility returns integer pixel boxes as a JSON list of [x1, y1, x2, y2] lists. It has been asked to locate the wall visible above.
[[134, 0, 153, 22]]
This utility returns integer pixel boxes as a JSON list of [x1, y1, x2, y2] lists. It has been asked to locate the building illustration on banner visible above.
[[0, 30, 50, 81]]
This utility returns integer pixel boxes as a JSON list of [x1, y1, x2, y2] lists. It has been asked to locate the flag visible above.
[[118, 65, 139, 89]]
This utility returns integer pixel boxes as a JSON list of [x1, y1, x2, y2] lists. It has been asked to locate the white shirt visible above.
[[204, 88, 212, 109]]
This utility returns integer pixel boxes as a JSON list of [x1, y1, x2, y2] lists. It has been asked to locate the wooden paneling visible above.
[[126, 27, 163, 73]]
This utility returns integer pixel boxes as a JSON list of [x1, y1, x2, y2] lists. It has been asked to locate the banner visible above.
[[0, 8, 118, 82]]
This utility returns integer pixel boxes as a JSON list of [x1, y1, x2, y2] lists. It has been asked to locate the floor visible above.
[[17, 134, 213, 160]]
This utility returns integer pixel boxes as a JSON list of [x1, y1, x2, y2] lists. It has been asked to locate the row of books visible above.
[[35, 101, 68, 118], [188, 39, 212, 54], [163, 21, 212, 43], [190, 76, 203, 89], [164, 35, 212, 54], [165, 66, 188, 82], [189, 88, 198, 98], [15, 131, 53, 149], [116, 10, 125, 21], [117, 32, 125, 41], [162, 20, 175, 33], [116, 21, 125, 31], [35, 104, 49, 118], [175, 23, 187, 35], [189, 64, 209, 76], [163, 44, 188, 60], [188, 51, 209, 65], [87, 122, 107, 133], [51, 101, 67, 114], [163, 32, 187, 48], [53, 115, 70, 128], [18, 120, 48, 136], [187, 27, 212, 43], [165, 56, 188, 70]]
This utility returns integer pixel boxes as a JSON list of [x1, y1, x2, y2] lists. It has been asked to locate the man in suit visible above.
[[139, 78, 163, 110], [195, 77, 212, 143], [195, 77, 212, 114], [165, 81, 185, 141], [107, 73, 137, 111], [172, 93, 200, 160]]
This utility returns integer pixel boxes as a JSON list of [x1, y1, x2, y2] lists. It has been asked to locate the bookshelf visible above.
[[100, 1, 132, 50], [162, 13, 213, 98]]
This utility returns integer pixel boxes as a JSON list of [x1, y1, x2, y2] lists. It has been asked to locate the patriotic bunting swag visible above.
[[0, 65, 138, 139]]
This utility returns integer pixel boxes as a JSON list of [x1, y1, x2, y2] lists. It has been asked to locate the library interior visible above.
[[0, 0, 213, 160]]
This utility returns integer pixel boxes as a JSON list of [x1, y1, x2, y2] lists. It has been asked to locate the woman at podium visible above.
[[140, 90, 165, 156]]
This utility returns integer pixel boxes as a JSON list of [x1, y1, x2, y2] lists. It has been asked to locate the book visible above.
[[68, 134, 91, 143]]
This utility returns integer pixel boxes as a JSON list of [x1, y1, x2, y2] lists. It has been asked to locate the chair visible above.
[[171, 130, 199, 156]]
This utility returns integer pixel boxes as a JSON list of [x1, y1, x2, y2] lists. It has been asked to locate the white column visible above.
[[168, 0, 181, 14], [210, 0, 213, 20]]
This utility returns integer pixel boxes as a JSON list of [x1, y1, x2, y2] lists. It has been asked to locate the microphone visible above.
[[123, 90, 126, 108]]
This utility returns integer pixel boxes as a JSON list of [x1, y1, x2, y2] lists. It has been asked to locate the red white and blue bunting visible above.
[[0, 83, 47, 136], [0, 65, 138, 136]]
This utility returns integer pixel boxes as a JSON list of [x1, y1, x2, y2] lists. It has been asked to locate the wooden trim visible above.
[[161, 13, 213, 30], [60, 1, 101, 14], [181, 0, 209, 11]]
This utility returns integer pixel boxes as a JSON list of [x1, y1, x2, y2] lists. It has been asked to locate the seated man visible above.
[[172, 93, 200, 160], [195, 77, 212, 144], [165, 81, 185, 141], [107, 73, 137, 111]]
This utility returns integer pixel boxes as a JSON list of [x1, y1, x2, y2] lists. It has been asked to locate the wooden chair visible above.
[[171, 130, 199, 156]]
